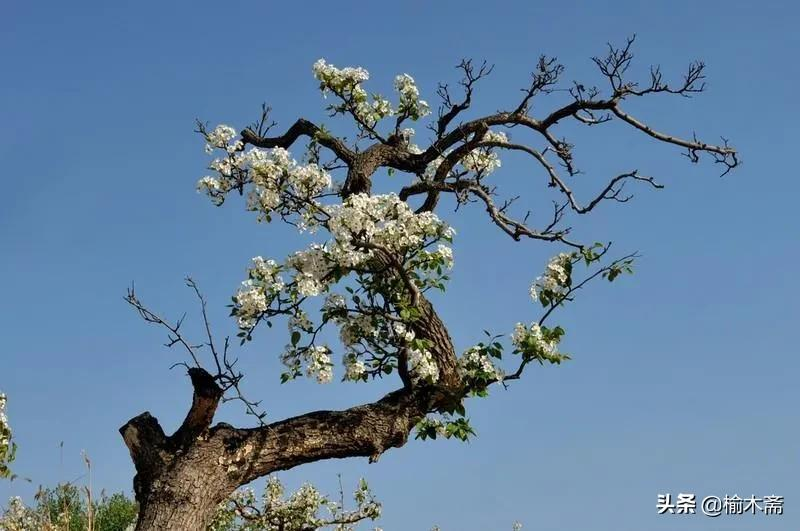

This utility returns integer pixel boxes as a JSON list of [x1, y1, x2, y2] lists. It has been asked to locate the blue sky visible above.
[[1, 1, 798, 529]]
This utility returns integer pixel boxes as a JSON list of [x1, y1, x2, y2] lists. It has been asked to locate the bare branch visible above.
[[241, 118, 355, 165], [435, 59, 494, 136], [125, 284, 202, 368], [512, 55, 564, 115]]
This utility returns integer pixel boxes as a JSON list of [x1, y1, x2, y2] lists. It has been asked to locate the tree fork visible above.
[[120, 354, 455, 529], [120, 369, 234, 529]]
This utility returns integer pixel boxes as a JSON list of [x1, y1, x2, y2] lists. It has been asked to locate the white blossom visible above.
[[458, 346, 504, 382], [275, 193, 453, 305], [196, 176, 232, 205], [312, 59, 394, 127], [461, 145, 502, 174], [339, 314, 377, 346], [229, 194, 455, 383], [232, 257, 285, 329], [392, 322, 416, 343], [511, 322, 563, 363], [204, 124, 237, 153], [322, 293, 347, 314], [289, 310, 313, 333], [312, 59, 370, 95], [234, 281, 268, 329], [483, 129, 509, 144], [530, 252, 575, 304], [408, 348, 439, 384], [296, 345, 332, 384], [394, 74, 430, 120], [199, 143, 332, 227], [415, 416, 447, 437], [434, 244, 454, 267], [326, 193, 452, 258], [286, 244, 331, 297], [0, 497, 38, 530], [0, 393, 13, 479], [343, 355, 367, 381], [422, 155, 445, 181]]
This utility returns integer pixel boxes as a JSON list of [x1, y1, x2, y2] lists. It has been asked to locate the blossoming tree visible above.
[[122, 37, 737, 529]]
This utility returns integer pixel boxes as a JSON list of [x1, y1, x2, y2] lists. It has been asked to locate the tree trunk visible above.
[[121, 293, 461, 530], [121, 369, 235, 530], [133, 459, 230, 530]]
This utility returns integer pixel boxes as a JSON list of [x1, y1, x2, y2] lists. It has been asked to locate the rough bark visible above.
[[123, 291, 460, 530], [122, 384, 441, 529], [121, 369, 234, 529]]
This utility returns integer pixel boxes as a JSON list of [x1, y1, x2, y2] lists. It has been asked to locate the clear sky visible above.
[[1, 1, 798, 529]]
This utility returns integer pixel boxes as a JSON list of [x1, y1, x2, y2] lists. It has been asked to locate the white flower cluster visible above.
[[280, 344, 334, 384], [529, 252, 574, 304], [328, 193, 453, 255], [199, 136, 332, 224], [392, 322, 415, 343], [234, 257, 285, 329], [511, 322, 563, 363], [461, 130, 508, 174], [234, 284, 268, 329], [415, 416, 448, 437], [391, 322, 438, 384], [459, 151, 498, 175], [394, 74, 430, 120], [197, 175, 233, 202], [248, 148, 331, 219], [301, 346, 334, 384], [458, 346, 504, 383], [299, 221, 452, 384], [408, 347, 439, 384], [400, 127, 416, 141], [0, 497, 37, 531], [312, 59, 392, 127], [235, 194, 454, 384], [284, 193, 453, 299], [343, 354, 367, 381], [483, 130, 509, 144], [421, 129, 508, 180], [222, 476, 380, 531], [420, 244, 454, 269], [359, 97, 393, 127], [0, 393, 12, 479], [0, 394, 8, 444], [338, 314, 378, 347], [203, 124, 240, 154], [251, 477, 326, 529], [286, 244, 330, 297], [312, 59, 370, 97], [312, 60, 432, 129], [288, 309, 313, 333]]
